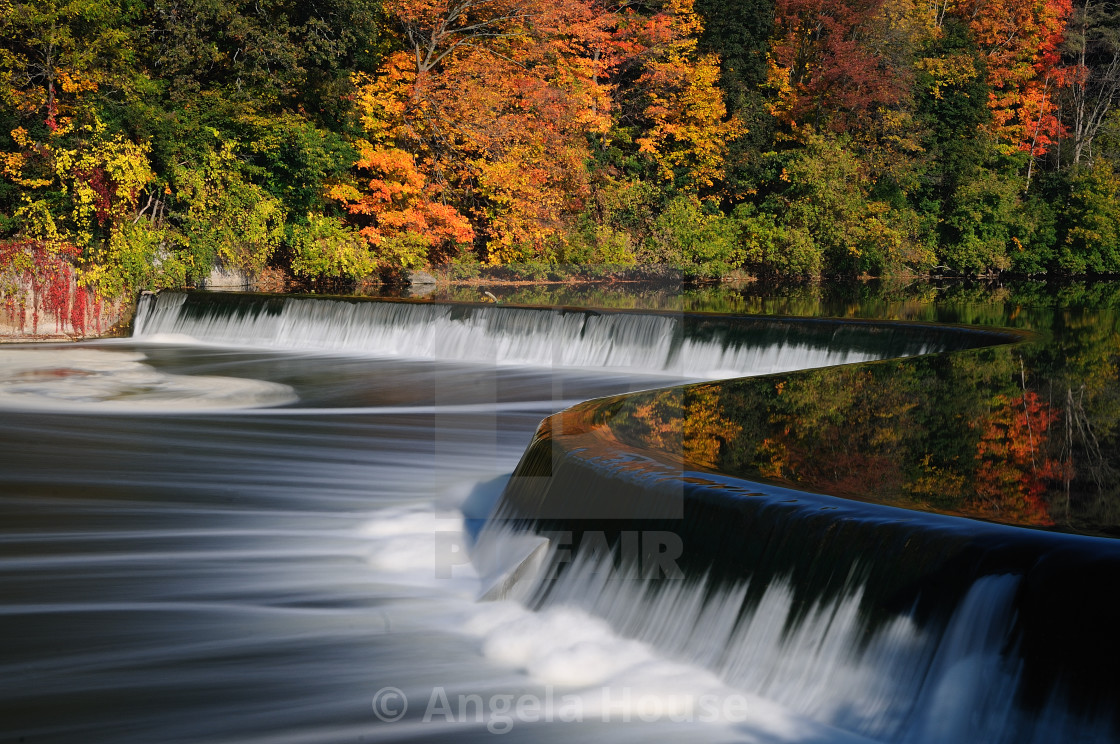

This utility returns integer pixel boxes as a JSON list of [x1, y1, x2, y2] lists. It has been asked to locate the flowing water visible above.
[[0, 291, 1110, 742]]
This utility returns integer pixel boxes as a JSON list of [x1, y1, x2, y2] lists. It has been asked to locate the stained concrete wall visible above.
[[0, 277, 132, 341]]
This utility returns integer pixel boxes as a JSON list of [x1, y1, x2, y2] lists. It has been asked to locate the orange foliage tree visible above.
[[340, 0, 614, 263], [610, 0, 742, 192], [954, 0, 1074, 158], [338, 0, 738, 264], [328, 54, 475, 268]]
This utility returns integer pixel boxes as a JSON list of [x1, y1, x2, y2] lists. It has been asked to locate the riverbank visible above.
[[8, 271, 1120, 343]]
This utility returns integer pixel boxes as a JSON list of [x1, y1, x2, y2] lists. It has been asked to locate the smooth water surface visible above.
[[0, 335, 873, 743]]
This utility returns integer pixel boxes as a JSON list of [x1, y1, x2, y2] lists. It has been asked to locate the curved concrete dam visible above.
[[0, 289, 1114, 743]]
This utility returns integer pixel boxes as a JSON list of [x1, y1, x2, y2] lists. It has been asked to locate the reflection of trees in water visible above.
[[607, 386, 742, 470], [414, 279, 1120, 535], [973, 391, 1064, 526], [607, 316, 1120, 534]]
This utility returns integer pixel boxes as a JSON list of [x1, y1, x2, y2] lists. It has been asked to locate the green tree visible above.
[[915, 19, 1029, 274], [148, 0, 385, 118], [747, 133, 932, 278], [171, 137, 286, 279], [0, 0, 144, 131], [287, 213, 375, 280], [644, 194, 742, 278], [1059, 157, 1120, 272]]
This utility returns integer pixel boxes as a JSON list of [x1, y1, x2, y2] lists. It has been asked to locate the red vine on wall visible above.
[[0, 240, 102, 336]]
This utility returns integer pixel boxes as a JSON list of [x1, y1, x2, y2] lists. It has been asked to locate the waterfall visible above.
[[132, 292, 1009, 379], [131, 290, 1096, 742], [478, 518, 1030, 742], [483, 446, 1120, 742]]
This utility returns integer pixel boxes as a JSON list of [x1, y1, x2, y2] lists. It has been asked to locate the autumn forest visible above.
[[2, 0, 1120, 297]]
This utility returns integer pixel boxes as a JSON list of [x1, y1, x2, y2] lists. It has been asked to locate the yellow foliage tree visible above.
[[632, 0, 743, 192], [172, 139, 286, 277], [341, 0, 614, 264], [329, 55, 476, 267]]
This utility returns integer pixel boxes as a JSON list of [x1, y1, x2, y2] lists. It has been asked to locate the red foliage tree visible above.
[[768, 0, 905, 131], [974, 390, 1068, 525]]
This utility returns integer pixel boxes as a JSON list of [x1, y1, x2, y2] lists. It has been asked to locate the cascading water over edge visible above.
[[126, 290, 1117, 743], [131, 291, 1007, 379]]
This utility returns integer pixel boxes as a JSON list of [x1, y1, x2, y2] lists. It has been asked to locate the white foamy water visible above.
[[357, 506, 877, 743], [6, 343, 840, 744], [471, 523, 1113, 743], [0, 348, 296, 411], [132, 292, 928, 378]]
